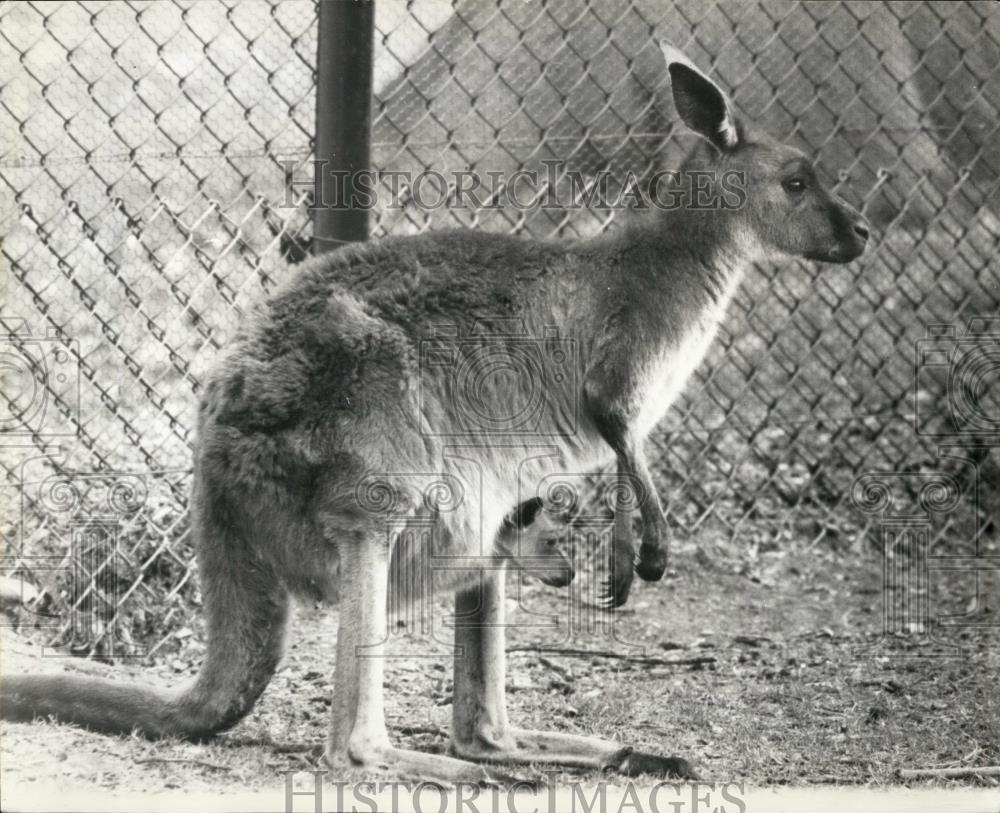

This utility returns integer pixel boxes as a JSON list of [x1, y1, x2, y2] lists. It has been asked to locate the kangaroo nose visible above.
[[853, 221, 870, 242]]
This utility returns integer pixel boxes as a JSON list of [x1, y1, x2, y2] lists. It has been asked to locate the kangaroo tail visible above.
[[1, 483, 289, 740]]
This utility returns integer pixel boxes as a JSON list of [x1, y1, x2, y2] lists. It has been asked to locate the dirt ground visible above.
[[2, 537, 999, 811]]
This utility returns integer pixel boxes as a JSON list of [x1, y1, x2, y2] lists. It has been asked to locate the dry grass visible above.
[[3, 542, 999, 799]]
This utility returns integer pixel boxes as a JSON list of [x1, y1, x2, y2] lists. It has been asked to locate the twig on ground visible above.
[[218, 734, 315, 753], [509, 645, 715, 668], [899, 766, 1000, 779], [802, 774, 841, 784], [135, 757, 231, 772], [538, 655, 571, 677], [269, 741, 320, 755], [392, 723, 448, 738]]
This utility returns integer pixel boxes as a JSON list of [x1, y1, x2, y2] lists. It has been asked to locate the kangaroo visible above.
[[1, 44, 868, 782], [496, 497, 574, 588]]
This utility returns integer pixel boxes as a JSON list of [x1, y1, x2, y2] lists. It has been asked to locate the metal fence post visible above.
[[313, 0, 375, 253]]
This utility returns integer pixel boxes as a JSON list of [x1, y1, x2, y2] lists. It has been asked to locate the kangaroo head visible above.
[[496, 497, 574, 587], [661, 43, 870, 264]]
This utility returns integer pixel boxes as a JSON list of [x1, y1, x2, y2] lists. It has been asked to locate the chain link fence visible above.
[[1, 0, 998, 661]]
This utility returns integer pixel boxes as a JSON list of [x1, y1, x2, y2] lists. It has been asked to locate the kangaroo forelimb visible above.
[[584, 372, 669, 605], [617, 445, 669, 584], [604, 459, 638, 607]]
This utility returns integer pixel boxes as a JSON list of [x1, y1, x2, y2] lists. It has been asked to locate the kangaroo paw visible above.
[[600, 507, 637, 607], [601, 544, 636, 608], [635, 545, 667, 582], [635, 517, 668, 582]]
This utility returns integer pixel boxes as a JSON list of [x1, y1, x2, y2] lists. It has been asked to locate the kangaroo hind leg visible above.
[[450, 569, 696, 778], [324, 527, 516, 784]]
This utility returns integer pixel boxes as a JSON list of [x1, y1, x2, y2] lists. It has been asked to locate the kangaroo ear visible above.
[[659, 42, 740, 152], [506, 497, 544, 530]]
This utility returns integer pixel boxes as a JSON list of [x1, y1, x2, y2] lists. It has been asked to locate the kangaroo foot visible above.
[[452, 727, 630, 772], [326, 740, 526, 786], [451, 727, 694, 780]]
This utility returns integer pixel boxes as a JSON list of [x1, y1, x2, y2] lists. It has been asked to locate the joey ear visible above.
[[659, 42, 740, 152], [506, 497, 544, 530]]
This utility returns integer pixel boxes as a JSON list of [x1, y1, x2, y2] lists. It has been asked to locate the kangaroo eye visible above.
[[783, 178, 806, 194]]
